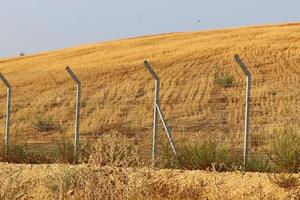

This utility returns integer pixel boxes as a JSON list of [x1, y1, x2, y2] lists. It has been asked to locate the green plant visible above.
[[161, 139, 241, 171], [56, 134, 76, 163], [247, 152, 270, 172], [55, 133, 93, 164], [2, 144, 52, 164], [33, 116, 59, 132], [270, 126, 300, 173], [216, 75, 234, 88], [0, 135, 92, 164], [155, 138, 181, 169]]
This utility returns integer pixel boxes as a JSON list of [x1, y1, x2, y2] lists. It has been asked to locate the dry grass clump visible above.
[[85, 166, 130, 200], [44, 167, 86, 200], [84, 167, 208, 200], [85, 133, 209, 200], [138, 170, 207, 200], [89, 132, 141, 167], [268, 173, 299, 189]]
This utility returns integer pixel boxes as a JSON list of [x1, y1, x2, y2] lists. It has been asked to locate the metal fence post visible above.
[[66, 67, 81, 161], [234, 55, 251, 171], [144, 61, 159, 166], [144, 60, 178, 166], [156, 104, 178, 157], [152, 79, 159, 165], [0, 73, 11, 157]]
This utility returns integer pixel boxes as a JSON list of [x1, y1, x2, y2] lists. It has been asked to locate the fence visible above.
[[0, 55, 299, 171]]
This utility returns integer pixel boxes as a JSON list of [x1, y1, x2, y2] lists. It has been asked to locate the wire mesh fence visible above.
[[0, 56, 299, 169]]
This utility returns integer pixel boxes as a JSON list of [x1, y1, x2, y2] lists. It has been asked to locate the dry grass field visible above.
[[0, 23, 298, 147], [0, 23, 299, 199]]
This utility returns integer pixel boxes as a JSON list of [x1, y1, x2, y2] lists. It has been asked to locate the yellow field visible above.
[[0, 23, 299, 200], [0, 23, 299, 156]]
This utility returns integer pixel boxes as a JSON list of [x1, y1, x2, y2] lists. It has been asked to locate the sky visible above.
[[0, 0, 299, 57]]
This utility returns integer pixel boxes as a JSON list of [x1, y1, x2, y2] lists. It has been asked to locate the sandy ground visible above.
[[0, 162, 299, 200]]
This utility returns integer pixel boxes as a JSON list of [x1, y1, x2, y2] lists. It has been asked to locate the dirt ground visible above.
[[0, 162, 299, 200]]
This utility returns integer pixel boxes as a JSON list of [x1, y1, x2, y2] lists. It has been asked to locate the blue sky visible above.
[[0, 0, 299, 57]]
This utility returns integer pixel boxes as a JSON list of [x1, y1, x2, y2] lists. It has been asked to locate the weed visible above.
[[0, 134, 92, 164], [216, 75, 235, 88], [56, 133, 76, 163], [247, 152, 270, 172], [270, 126, 300, 172], [54, 133, 93, 164], [1, 144, 52, 164], [32, 116, 59, 132], [160, 139, 241, 171]]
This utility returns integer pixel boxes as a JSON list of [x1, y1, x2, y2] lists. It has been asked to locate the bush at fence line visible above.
[[89, 132, 141, 167], [247, 152, 270, 172], [215, 74, 235, 88], [0, 135, 92, 164], [42, 128, 93, 164], [54, 133, 92, 164], [180, 140, 241, 171], [0, 144, 52, 164], [270, 126, 300, 173], [56, 133, 76, 163], [158, 139, 242, 171]]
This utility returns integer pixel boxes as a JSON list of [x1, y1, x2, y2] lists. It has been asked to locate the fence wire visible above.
[[0, 60, 299, 166]]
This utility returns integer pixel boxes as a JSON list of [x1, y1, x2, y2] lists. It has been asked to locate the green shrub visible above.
[[270, 126, 300, 173], [160, 139, 242, 171], [56, 134, 76, 163], [0, 136, 92, 164], [216, 75, 235, 88], [33, 116, 59, 132], [2, 144, 52, 164], [56, 135, 92, 164], [247, 152, 270, 172], [157, 140, 181, 169], [182, 140, 240, 170]]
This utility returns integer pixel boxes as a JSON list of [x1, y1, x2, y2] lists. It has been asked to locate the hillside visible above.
[[0, 23, 299, 159]]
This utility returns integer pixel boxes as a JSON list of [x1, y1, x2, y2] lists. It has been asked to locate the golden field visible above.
[[0, 23, 299, 153], [0, 23, 299, 199]]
